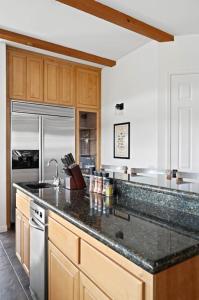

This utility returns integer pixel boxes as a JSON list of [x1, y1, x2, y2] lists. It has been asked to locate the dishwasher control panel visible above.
[[30, 201, 47, 225]]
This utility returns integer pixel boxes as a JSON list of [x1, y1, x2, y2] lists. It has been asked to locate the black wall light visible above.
[[115, 103, 124, 110]]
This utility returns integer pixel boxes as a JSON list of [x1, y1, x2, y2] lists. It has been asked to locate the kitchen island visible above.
[[14, 180, 199, 300]]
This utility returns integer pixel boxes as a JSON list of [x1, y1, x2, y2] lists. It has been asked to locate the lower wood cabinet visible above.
[[22, 215, 30, 274], [15, 208, 30, 275], [16, 209, 23, 263], [48, 241, 79, 300], [79, 273, 109, 300]]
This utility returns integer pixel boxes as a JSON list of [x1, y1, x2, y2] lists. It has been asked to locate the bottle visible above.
[[105, 178, 113, 197], [93, 171, 98, 193], [89, 169, 95, 193], [102, 172, 109, 195], [97, 172, 103, 194]]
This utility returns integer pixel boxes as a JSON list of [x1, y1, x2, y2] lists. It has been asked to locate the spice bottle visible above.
[[97, 172, 103, 194], [89, 169, 95, 193], [105, 178, 113, 197], [102, 172, 109, 195], [93, 171, 98, 193]]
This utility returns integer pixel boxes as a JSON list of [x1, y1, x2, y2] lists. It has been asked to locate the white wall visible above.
[[0, 41, 7, 232], [101, 35, 199, 170], [157, 35, 199, 169], [101, 42, 159, 168]]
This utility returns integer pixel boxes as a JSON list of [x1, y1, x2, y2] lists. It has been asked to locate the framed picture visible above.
[[114, 122, 130, 159]]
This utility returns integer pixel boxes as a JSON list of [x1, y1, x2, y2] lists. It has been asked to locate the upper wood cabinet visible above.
[[59, 63, 75, 106], [44, 58, 59, 104], [8, 50, 27, 100], [8, 47, 101, 109], [27, 55, 43, 102], [75, 67, 100, 109]]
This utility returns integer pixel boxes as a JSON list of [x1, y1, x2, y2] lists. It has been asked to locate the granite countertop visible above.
[[14, 182, 199, 274]]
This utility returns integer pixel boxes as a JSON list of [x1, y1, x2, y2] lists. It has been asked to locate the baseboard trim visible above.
[[0, 225, 8, 233]]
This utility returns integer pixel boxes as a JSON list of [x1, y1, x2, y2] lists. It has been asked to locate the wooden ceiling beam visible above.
[[57, 0, 174, 42], [0, 28, 116, 67]]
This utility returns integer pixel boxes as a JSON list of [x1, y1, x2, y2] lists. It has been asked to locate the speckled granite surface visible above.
[[14, 181, 199, 274]]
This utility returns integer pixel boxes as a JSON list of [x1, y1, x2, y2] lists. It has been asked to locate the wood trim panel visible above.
[[0, 28, 116, 67], [154, 255, 199, 300], [57, 0, 174, 42]]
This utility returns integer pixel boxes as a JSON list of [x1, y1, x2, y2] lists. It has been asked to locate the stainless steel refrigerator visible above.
[[11, 101, 75, 223]]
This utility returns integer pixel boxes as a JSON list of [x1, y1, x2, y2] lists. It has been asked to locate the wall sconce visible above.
[[115, 103, 124, 110]]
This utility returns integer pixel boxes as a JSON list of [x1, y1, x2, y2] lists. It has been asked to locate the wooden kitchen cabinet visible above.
[[15, 209, 30, 275], [15, 191, 31, 275], [44, 58, 59, 104], [76, 108, 100, 170], [22, 215, 30, 275], [8, 47, 101, 109], [8, 49, 27, 100], [59, 62, 75, 106], [15, 208, 23, 263], [48, 241, 79, 300], [79, 272, 109, 300], [75, 66, 100, 109], [27, 54, 43, 102]]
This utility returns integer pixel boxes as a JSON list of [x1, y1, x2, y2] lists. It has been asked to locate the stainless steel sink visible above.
[[25, 182, 55, 190]]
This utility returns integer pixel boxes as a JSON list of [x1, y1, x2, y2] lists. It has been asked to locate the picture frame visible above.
[[113, 122, 130, 159]]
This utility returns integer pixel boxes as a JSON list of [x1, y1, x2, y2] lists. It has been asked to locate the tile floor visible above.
[[0, 228, 32, 300]]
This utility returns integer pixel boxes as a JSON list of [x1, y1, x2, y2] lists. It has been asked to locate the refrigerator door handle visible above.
[[39, 116, 43, 182]]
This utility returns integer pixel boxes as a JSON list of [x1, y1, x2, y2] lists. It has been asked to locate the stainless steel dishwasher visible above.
[[29, 201, 48, 300]]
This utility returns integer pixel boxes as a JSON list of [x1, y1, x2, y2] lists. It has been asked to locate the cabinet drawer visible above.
[[80, 240, 144, 300], [16, 193, 30, 219], [48, 217, 80, 265]]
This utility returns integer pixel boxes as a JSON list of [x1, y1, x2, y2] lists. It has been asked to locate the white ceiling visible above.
[[100, 0, 199, 36], [0, 0, 198, 63]]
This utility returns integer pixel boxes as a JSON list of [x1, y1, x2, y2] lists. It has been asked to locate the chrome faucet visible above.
[[47, 158, 61, 186]]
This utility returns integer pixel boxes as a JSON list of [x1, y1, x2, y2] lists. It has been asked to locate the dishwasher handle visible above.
[[29, 217, 44, 231]]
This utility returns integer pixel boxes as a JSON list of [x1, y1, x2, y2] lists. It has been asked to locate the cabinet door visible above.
[[48, 241, 79, 300], [15, 209, 23, 263], [8, 50, 27, 99], [59, 63, 74, 106], [76, 109, 100, 170], [27, 55, 43, 102], [76, 67, 100, 109], [44, 59, 59, 104], [22, 215, 30, 275], [80, 273, 110, 300]]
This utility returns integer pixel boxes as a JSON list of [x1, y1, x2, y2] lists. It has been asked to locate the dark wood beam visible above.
[[0, 28, 116, 67], [57, 0, 174, 42]]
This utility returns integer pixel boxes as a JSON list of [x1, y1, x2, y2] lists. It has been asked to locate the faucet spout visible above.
[[47, 158, 60, 186]]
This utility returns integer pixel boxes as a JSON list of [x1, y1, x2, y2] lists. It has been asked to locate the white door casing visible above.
[[170, 73, 199, 172]]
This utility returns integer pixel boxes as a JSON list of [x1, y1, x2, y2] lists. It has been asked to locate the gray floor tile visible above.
[[0, 265, 27, 300], [0, 229, 32, 300]]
